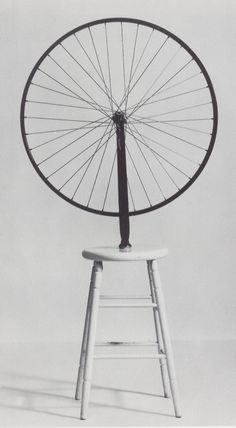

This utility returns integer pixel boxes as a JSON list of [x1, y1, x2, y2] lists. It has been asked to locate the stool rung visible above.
[[96, 341, 158, 347], [100, 295, 151, 300], [94, 353, 166, 359], [99, 302, 157, 308]]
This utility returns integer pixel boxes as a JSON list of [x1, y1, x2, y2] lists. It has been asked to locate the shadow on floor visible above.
[[0, 373, 174, 421]]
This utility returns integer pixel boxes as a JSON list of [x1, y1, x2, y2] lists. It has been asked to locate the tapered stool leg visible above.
[[149, 260, 181, 418], [80, 261, 103, 420], [147, 261, 170, 398], [75, 265, 95, 400]]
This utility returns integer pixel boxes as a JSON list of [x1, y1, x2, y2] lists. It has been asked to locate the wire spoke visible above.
[[128, 58, 194, 117], [120, 23, 126, 94], [104, 23, 114, 113], [118, 27, 153, 109], [130, 46, 181, 114], [38, 68, 93, 105], [147, 144, 180, 189], [26, 121, 110, 136], [88, 27, 115, 112], [130, 115, 211, 136], [47, 125, 113, 181], [87, 126, 114, 206], [58, 138, 109, 193], [125, 143, 152, 206], [119, 36, 169, 110], [153, 120, 211, 135], [47, 55, 110, 117], [26, 113, 109, 136], [138, 136, 191, 179], [25, 115, 107, 124], [55, 126, 113, 191], [49, 54, 104, 108], [135, 118, 207, 151], [26, 99, 97, 110], [74, 34, 114, 111], [60, 41, 120, 112], [129, 123, 200, 165], [127, 179, 136, 211], [102, 149, 117, 211], [71, 128, 115, 198], [131, 28, 154, 79], [137, 101, 212, 120], [126, 28, 154, 93], [31, 82, 93, 104], [160, 117, 213, 122], [127, 125, 166, 199], [26, 127, 81, 136], [138, 86, 208, 108], [155, 71, 202, 97], [38, 118, 112, 166], [126, 72, 203, 113], [37, 69, 109, 118], [124, 23, 139, 113], [131, 129, 180, 190], [31, 128, 81, 151]]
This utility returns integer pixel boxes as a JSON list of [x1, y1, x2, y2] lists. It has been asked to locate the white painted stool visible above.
[[75, 246, 181, 420]]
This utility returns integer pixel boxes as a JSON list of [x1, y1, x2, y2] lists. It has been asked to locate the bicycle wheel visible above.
[[21, 17, 217, 217]]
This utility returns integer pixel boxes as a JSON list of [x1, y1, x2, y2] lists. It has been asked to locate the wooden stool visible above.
[[75, 246, 181, 420]]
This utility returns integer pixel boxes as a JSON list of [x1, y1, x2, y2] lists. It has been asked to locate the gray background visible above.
[[0, 0, 235, 346]]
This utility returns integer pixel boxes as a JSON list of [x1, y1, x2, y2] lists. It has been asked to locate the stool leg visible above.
[[147, 261, 170, 398], [150, 260, 181, 418], [75, 265, 95, 400], [80, 261, 103, 420]]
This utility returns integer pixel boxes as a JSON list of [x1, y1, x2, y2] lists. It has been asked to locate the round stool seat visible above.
[[82, 245, 168, 262]]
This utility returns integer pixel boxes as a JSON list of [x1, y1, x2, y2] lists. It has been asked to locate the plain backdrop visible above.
[[0, 0, 235, 346]]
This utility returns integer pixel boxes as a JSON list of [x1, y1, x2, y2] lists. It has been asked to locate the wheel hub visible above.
[[112, 111, 127, 125]]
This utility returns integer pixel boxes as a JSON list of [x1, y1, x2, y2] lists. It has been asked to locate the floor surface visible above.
[[0, 340, 235, 426]]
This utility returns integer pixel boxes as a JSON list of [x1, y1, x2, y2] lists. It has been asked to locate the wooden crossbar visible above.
[[94, 353, 166, 359], [100, 294, 151, 299], [95, 341, 158, 347], [99, 302, 157, 308]]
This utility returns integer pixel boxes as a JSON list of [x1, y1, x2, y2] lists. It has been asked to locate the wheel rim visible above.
[[21, 17, 218, 217]]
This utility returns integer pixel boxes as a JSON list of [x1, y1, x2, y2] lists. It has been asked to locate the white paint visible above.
[[77, 250, 180, 419]]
